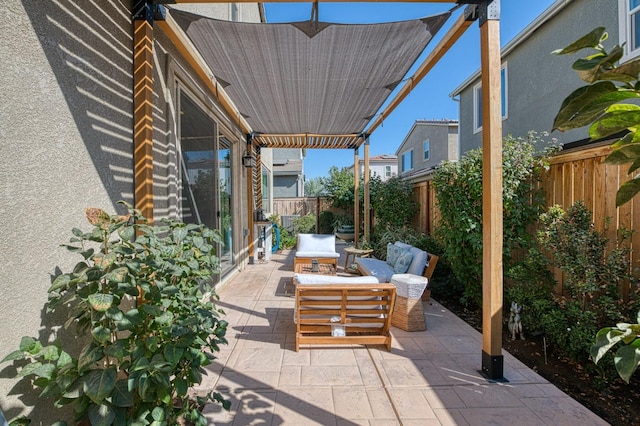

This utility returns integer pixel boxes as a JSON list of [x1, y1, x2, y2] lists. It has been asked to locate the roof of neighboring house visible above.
[[360, 154, 397, 163], [273, 159, 303, 175], [395, 119, 458, 155], [450, 0, 572, 97]]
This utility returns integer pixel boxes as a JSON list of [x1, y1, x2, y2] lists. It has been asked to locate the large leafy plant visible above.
[[2, 203, 229, 425], [432, 132, 558, 307], [553, 27, 640, 206], [592, 311, 640, 383]]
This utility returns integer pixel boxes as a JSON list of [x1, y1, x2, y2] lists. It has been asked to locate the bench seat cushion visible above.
[[355, 257, 395, 282]]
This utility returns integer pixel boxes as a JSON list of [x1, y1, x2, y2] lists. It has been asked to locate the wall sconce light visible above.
[[242, 151, 254, 168]]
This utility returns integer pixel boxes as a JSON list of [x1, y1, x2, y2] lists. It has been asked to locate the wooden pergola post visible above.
[[353, 147, 360, 246], [246, 135, 256, 264], [479, 0, 504, 380], [133, 1, 161, 223], [363, 137, 371, 243]]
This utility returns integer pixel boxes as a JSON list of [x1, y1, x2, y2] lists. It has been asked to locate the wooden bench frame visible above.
[[295, 283, 396, 352]]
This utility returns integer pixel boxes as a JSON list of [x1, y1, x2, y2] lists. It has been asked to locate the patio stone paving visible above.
[[200, 243, 609, 425]]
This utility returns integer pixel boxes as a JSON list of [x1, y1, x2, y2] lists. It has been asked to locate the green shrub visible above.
[[2, 204, 229, 425], [543, 301, 598, 363], [505, 249, 556, 334], [318, 211, 335, 234], [371, 176, 418, 229], [433, 132, 558, 307], [278, 227, 297, 249], [292, 213, 316, 234], [538, 201, 634, 318]]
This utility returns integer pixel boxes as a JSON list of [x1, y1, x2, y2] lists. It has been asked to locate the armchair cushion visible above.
[[295, 234, 340, 259]]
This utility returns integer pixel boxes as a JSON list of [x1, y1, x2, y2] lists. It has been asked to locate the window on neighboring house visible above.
[[423, 138, 430, 161], [473, 64, 508, 133], [385, 165, 391, 177], [620, 0, 640, 61], [401, 150, 413, 172]]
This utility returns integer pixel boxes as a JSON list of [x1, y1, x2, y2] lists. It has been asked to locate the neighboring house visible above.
[[395, 119, 459, 180], [273, 148, 305, 197], [450, 0, 621, 154], [0, 1, 265, 420], [348, 154, 398, 181]]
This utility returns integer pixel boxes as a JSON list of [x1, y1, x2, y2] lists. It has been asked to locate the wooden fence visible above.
[[409, 142, 639, 297]]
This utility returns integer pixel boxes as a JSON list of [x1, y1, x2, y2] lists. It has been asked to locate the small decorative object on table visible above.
[[311, 259, 319, 272]]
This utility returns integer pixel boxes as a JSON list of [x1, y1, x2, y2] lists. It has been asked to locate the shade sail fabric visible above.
[[170, 9, 450, 137]]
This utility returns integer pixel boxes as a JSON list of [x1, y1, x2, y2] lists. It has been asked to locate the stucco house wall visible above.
[[453, 0, 618, 154], [395, 120, 459, 177], [0, 1, 262, 421]]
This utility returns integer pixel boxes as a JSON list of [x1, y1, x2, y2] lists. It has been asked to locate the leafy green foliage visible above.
[[553, 27, 640, 206], [318, 211, 335, 234], [370, 176, 418, 229], [1, 203, 229, 424], [320, 166, 355, 211], [505, 248, 556, 334], [533, 201, 639, 381], [538, 201, 634, 317], [542, 300, 599, 362], [591, 310, 640, 383], [292, 213, 316, 234], [304, 177, 326, 197], [432, 132, 558, 307]]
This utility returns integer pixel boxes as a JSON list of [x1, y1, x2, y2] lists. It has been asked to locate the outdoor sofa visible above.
[[293, 273, 396, 351], [355, 241, 438, 289]]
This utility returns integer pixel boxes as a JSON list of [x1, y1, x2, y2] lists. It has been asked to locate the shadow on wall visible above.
[[21, 0, 138, 212], [2, 0, 138, 422]]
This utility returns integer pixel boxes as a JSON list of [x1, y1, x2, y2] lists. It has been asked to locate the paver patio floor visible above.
[[199, 243, 608, 425]]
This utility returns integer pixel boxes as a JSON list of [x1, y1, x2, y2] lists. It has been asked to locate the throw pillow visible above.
[[386, 243, 403, 266], [394, 250, 414, 274]]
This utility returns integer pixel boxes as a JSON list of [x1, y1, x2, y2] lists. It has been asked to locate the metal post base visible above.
[[481, 351, 505, 381]]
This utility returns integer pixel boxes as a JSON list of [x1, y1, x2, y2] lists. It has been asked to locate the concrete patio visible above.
[[198, 242, 608, 425]]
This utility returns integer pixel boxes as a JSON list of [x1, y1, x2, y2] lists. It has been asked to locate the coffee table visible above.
[[294, 262, 336, 276]]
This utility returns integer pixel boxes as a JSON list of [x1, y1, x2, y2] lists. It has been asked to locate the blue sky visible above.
[[264, 1, 557, 179]]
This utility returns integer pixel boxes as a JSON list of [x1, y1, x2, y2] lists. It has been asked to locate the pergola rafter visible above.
[[133, 0, 505, 380]]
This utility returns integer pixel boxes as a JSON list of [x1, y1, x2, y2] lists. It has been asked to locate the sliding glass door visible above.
[[178, 90, 235, 277]]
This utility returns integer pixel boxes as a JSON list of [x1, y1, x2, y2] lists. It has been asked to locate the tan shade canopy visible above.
[[170, 8, 451, 146]]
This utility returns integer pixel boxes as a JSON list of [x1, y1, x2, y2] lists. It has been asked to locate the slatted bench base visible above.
[[295, 283, 397, 352]]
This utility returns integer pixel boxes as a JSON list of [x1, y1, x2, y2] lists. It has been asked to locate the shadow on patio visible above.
[[200, 242, 608, 425]]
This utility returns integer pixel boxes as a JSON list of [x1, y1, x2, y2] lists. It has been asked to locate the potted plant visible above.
[[2, 202, 229, 425]]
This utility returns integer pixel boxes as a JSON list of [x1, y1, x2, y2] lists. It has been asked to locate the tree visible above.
[[320, 166, 355, 211], [553, 27, 640, 206], [304, 177, 326, 196]]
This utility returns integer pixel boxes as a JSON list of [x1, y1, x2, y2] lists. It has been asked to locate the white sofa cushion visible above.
[[295, 234, 340, 259], [355, 257, 395, 282]]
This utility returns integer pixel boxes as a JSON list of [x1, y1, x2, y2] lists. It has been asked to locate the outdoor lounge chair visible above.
[[294, 233, 340, 271]]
